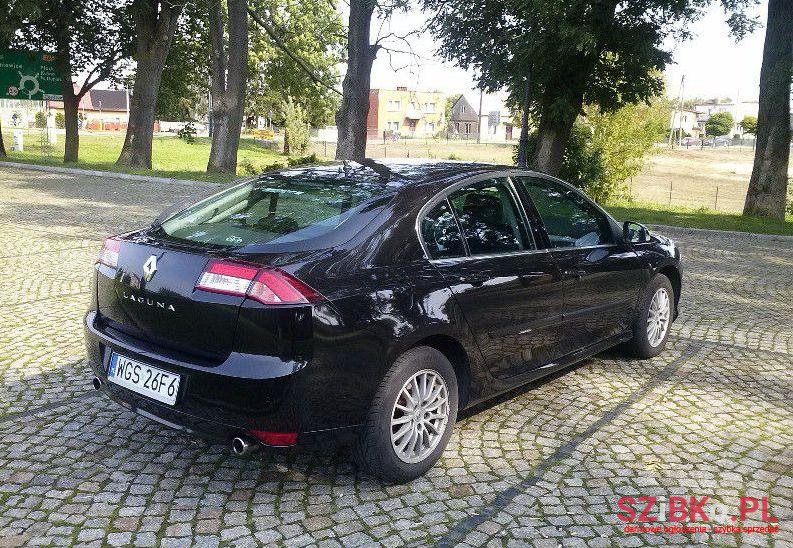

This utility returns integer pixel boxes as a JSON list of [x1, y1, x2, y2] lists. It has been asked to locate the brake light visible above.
[[250, 430, 298, 446], [97, 237, 121, 268], [195, 259, 323, 305]]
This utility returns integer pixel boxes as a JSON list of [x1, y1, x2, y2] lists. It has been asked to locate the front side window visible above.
[[159, 174, 390, 247], [448, 179, 532, 255], [518, 177, 613, 248], [420, 200, 465, 259]]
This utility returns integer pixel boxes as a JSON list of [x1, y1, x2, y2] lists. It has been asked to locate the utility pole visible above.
[[516, 73, 531, 167], [676, 75, 685, 147], [476, 87, 483, 144], [669, 74, 684, 148]]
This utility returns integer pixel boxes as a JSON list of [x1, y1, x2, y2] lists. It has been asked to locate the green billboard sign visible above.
[[0, 49, 62, 101]]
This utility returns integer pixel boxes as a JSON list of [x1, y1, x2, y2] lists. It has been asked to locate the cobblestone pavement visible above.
[[0, 166, 791, 547]]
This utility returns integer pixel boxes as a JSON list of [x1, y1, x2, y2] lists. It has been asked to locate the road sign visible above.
[[0, 49, 62, 101]]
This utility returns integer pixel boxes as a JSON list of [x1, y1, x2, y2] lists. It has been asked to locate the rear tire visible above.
[[626, 273, 675, 358], [353, 346, 458, 484]]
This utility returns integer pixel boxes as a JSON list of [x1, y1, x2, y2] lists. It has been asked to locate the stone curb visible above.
[[0, 160, 223, 188], [649, 223, 793, 241]]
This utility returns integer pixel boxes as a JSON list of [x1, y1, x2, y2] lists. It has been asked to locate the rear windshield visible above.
[[159, 173, 390, 247]]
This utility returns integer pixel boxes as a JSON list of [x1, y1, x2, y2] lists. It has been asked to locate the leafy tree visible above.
[[517, 97, 669, 203], [740, 115, 758, 135], [282, 96, 309, 154], [20, 0, 132, 163], [704, 111, 734, 136], [117, 0, 186, 169], [442, 93, 462, 134], [247, 0, 343, 129], [425, 0, 757, 175], [584, 98, 670, 202], [743, 0, 791, 219], [157, 0, 210, 123]]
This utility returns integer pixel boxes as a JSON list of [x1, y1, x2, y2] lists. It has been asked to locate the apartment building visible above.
[[367, 87, 446, 138]]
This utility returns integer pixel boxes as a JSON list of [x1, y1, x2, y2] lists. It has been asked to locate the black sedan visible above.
[[85, 160, 681, 483]]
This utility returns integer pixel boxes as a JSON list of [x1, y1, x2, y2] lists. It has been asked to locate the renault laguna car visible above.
[[85, 159, 681, 483]]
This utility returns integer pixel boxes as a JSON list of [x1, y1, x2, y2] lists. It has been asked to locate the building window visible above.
[[464, 122, 471, 134], [425, 121, 435, 133], [424, 103, 436, 113], [387, 121, 400, 131], [387, 100, 401, 112], [461, 105, 466, 113]]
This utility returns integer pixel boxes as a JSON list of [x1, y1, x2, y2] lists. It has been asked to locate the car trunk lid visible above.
[[96, 238, 244, 360]]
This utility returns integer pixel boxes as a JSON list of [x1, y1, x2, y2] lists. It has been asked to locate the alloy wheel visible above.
[[390, 370, 450, 464], [647, 287, 671, 347]]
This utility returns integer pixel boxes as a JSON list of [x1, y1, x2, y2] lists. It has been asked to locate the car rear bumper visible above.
[[84, 310, 361, 449]]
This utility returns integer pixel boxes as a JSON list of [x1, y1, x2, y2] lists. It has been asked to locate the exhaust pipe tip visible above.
[[232, 435, 258, 456], [92, 376, 102, 390]]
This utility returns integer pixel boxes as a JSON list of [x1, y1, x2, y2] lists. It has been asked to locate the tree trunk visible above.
[[207, 0, 248, 174], [530, 93, 580, 175], [515, 75, 531, 167], [117, 0, 183, 169], [53, 8, 80, 163], [0, 119, 6, 158], [530, 0, 618, 176], [62, 92, 81, 163], [743, 0, 792, 220], [335, 0, 377, 160]]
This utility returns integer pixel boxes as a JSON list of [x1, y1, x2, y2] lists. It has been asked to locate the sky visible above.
[[367, 1, 769, 111]]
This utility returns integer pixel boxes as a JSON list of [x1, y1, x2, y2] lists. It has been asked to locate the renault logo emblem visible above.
[[142, 255, 158, 282]]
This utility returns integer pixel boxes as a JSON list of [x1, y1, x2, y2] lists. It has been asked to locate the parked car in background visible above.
[[681, 137, 701, 147], [85, 160, 682, 483]]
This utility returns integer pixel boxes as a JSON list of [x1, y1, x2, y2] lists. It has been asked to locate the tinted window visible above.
[[518, 177, 613, 248], [159, 175, 390, 247], [421, 200, 465, 259], [448, 179, 532, 255]]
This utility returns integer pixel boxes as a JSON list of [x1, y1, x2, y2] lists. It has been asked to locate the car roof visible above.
[[264, 158, 523, 187]]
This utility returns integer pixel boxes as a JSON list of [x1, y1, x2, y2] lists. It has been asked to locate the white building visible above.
[[692, 101, 759, 136], [669, 109, 700, 136]]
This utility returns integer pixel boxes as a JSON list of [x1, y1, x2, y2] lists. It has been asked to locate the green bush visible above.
[[705, 112, 733, 137], [34, 111, 47, 129], [177, 121, 196, 143], [283, 97, 309, 155], [514, 98, 668, 204], [287, 153, 318, 167], [55, 112, 65, 129]]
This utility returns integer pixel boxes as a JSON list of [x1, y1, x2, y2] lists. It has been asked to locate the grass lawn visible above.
[[2, 129, 790, 236], [1, 129, 288, 183], [605, 200, 793, 236]]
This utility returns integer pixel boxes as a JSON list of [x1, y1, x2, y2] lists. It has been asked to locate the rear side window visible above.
[[448, 178, 533, 255], [159, 175, 390, 247], [421, 200, 465, 259], [518, 177, 613, 248]]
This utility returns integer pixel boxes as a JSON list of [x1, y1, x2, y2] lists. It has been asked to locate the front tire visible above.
[[353, 346, 458, 483], [627, 274, 675, 358]]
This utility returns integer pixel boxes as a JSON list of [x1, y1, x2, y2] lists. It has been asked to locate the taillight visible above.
[[195, 259, 323, 305], [97, 237, 121, 268]]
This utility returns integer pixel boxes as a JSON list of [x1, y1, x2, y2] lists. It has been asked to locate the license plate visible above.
[[107, 353, 180, 406]]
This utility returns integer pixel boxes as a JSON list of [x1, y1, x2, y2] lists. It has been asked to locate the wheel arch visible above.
[[408, 334, 472, 410], [657, 264, 681, 312]]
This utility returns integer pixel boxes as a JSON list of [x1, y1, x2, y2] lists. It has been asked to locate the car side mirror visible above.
[[623, 220, 650, 243]]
